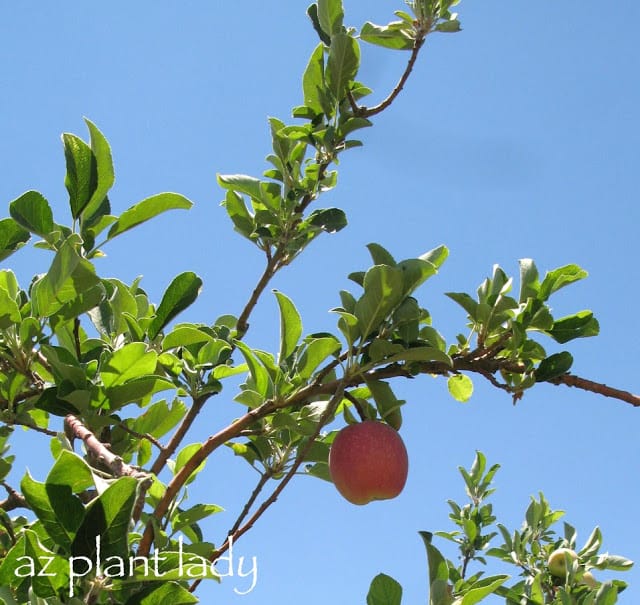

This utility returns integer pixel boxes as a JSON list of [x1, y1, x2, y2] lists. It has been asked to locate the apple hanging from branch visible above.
[[328, 420, 409, 505]]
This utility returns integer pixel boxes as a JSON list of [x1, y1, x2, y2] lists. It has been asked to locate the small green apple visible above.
[[547, 548, 578, 578], [580, 571, 598, 588], [328, 420, 408, 505]]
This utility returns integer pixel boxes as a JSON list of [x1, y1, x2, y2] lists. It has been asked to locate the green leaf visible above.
[[383, 346, 452, 368], [172, 503, 224, 534], [222, 190, 255, 240], [446, 292, 478, 319], [367, 573, 403, 605], [274, 291, 302, 362], [354, 265, 404, 339], [296, 336, 341, 380], [63, 132, 97, 219], [535, 352, 573, 382], [19, 530, 70, 598], [421, 244, 449, 270], [317, 0, 344, 37], [0, 287, 21, 329], [448, 374, 473, 402], [234, 340, 273, 399], [460, 575, 509, 605], [31, 235, 100, 317], [307, 207, 347, 233], [101, 343, 158, 388], [397, 258, 439, 297], [107, 192, 193, 240], [366, 380, 404, 429], [519, 258, 539, 302], [307, 3, 332, 46], [435, 19, 461, 33], [71, 476, 138, 561], [545, 311, 599, 344], [81, 118, 115, 224], [367, 242, 396, 266], [148, 272, 203, 339], [0, 217, 30, 260], [175, 443, 206, 485], [133, 399, 187, 439], [326, 33, 360, 101], [539, 264, 588, 301], [303, 42, 326, 115], [46, 450, 94, 493], [21, 472, 84, 550], [361, 21, 415, 50], [9, 191, 54, 240]]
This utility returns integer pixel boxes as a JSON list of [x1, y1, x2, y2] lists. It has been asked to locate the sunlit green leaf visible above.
[[148, 272, 203, 339], [107, 192, 193, 240], [448, 374, 473, 402], [274, 290, 302, 362]]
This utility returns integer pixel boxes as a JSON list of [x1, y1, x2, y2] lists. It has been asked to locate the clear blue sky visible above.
[[1, 1, 639, 603]]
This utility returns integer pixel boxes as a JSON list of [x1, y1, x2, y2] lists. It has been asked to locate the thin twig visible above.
[[188, 469, 274, 593], [352, 36, 426, 119], [188, 385, 345, 593], [116, 422, 165, 451], [236, 252, 285, 337], [548, 374, 640, 407], [0, 482, 27, 512]]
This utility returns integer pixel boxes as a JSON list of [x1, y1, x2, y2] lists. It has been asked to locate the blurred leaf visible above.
[[123, 582, 198, 605], [302, 42, 326, 115], [367, 242, 396, 266], [307, 207, 347, 233], [545, 311, 599, 344], [307, 3, 332, 46], [459, 575, 509, 605], [107, 192, 192, 241], [0, 217, 30, 260], [361, 21, 415, 50], [535, 352, 573, 382], [148, 272, 203, 339], [518, 258, 539, 302], [326, 32, 360, 101], [222, 190, 255, 240], [172, 503, 224, 535], [274, 290, 302, 362], [367, 573, 403, 605], [448, 374, 473, 402], [317, 0, 344, 37], [0, 287, 21, 328], [539, 264, 588, 301]]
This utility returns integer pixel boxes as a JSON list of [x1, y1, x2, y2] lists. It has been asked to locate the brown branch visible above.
[[548, 374, 640, 407], [236, 252, 284, 337], [64, 415, 150, 480], [116, 422, 165, 452], [0, 482, 27, 512], [353, 36, 426, 119]]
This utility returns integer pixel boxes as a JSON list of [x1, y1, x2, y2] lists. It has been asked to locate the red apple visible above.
[[328, 420, 408, 505]]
